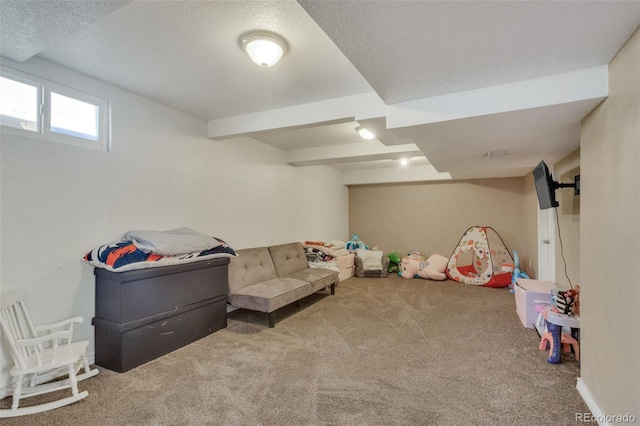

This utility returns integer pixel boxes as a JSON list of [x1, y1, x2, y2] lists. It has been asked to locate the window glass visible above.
[[0, 75, 39, 132], [1, 67, 110, 151], [50, 92, 99, 141]]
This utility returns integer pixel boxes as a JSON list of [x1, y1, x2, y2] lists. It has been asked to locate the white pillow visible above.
[[123, 228, 221, 255], [357, 249, 383, 270]]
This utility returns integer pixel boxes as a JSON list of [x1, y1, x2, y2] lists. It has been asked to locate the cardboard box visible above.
[[514, 278, 557, 328]]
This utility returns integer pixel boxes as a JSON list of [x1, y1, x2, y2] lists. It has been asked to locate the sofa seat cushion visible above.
[[228, 278, 311, 313], [286, 268, 338, 293], [269, 243, 309, 277]]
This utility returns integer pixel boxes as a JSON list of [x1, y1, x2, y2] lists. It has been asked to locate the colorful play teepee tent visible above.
[[446, 226, 514, 287]]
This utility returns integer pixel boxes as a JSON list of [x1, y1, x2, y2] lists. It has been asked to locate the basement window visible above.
[[0, 67, 110, 151], [0, 74, 40, 132], [49, 92, 100, 142]]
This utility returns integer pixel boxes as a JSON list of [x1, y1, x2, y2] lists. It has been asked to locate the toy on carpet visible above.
[[571, 285, 580, 316], [401, 253, 448, 280], [387, 251, 401, 273], [553, 286, 580, 316], [346, 234, 369, 252], [509, 250, 530, 293], [400, 252, 425, 279], [445, 226, 514, 287]]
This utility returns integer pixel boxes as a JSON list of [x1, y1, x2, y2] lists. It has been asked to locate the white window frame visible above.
[[0, 66, 111, 151]]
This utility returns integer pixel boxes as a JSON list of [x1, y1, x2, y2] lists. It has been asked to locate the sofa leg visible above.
[[268, 312, 276, 328], [331, 283, 336, 295]]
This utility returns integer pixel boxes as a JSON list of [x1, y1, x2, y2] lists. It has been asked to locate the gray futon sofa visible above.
[[228, 242, 338, 327]]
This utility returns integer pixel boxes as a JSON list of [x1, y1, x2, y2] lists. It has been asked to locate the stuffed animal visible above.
[[572, 285, 581, 316], [387, 251, 401, 273], [400, 252, 426, 279], [417, 254, 448, 280], [554, 286, 580, 316], [510, 250, 530, 293], [401, 253, 448, 280], [346, 234, 369, 252]]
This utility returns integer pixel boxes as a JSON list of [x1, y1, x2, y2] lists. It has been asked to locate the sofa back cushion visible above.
[[268, 242, 309, 278], [228, 247, 277, 293]]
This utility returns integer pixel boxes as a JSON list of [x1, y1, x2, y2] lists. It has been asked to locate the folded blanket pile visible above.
[[83, 228, 237, 272]]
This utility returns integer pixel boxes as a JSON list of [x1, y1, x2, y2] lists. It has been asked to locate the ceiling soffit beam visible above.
[[285, 141, 422, 165], [208, 66, 606, 147], [286, 142, 422, 167], [207, 92, 385, 140], [407, 97, 600, 179], [386, 66, 609, 132], [356, 117, 415, 147], [342, 165, 451, 186]]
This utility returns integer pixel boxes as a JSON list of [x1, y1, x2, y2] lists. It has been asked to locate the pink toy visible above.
[[539, 332, 580, 363], [400, 253, 425, 279], [401, 253, 449, 280]]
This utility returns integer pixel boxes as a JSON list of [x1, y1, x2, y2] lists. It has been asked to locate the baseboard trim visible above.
[[576, 377, 608, 425]]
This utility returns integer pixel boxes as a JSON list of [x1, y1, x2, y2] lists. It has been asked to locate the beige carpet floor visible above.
[[1, 275, 588, 425]]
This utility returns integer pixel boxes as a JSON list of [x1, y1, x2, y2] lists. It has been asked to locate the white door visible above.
[[537, 207, 556, 281]]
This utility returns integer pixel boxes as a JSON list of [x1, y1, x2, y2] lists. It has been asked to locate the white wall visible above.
[[348, 178, 526, 258], [553, 150, 580, 290], [0, 57, 348, 389], [579, 27, 640, 418]]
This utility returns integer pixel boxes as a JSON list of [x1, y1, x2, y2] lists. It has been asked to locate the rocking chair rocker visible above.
[[0, 299, 99, 418]]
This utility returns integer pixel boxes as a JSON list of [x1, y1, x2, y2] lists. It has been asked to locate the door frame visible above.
[[537, 207, 556, 281]]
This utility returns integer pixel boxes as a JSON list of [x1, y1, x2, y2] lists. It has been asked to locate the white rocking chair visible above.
[[0, 299, 99, 418]]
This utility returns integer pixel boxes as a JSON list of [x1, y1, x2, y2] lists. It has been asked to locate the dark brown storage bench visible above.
[[92, 257, 229, 372]]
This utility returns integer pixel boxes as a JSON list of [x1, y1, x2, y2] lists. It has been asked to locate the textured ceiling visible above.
[[0, 0, 131, 62], [1, 1, 639, 184], [32, 0, 373, 121], [300, 1, 640, 104]]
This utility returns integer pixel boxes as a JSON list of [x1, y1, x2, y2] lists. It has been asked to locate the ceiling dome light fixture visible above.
[[240, 31, 289, 68], [355, 126, 375, 140]]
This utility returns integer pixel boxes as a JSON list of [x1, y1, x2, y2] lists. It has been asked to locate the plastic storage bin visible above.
[[514, 278, 557, 328]]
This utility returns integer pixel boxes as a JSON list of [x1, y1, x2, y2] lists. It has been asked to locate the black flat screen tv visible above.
[[533, 160, 559, 209]]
